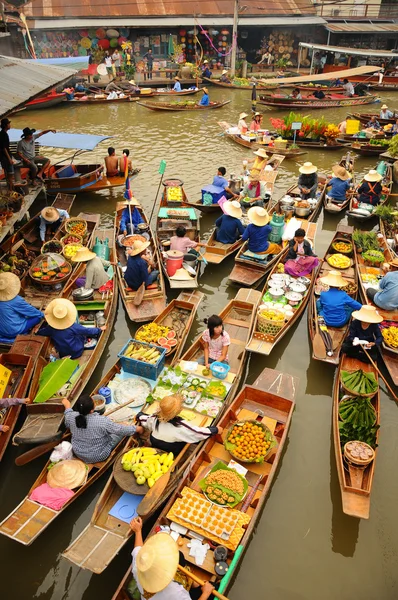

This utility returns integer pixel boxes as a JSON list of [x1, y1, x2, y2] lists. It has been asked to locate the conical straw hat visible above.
[[248, 206, 270, 226], [47, 459, 87, 489], [72, 247, 96, 262], [136, 533, 179, 594], [223, 200, 242, 219], [157, 394, 184, 422], [352, 305, 383, 323], [45, 298, 77, 330], [319, 270, 347, 288], [0, 272, 21, 301]]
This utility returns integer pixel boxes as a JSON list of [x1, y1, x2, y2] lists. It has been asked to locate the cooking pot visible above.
[[295, 206, 312, 217]]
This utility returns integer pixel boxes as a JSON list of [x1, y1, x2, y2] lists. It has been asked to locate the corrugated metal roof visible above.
[[300, 42, 398, 57], [326, 22, 398, 33], [0, 55, 76, 119]]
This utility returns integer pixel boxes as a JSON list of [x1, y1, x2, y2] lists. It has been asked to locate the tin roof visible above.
[[0, 55, 76, 119], [300, 42, 398, 58], [325, 22, 398, 33]]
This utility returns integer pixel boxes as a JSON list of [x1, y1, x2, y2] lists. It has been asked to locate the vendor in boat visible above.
[[298, 162, 318, 199], [250, 112, 263, 132], [173, 76, 182, 92], [17, 127, 55, 183], [129, 519, 215, 600], [120, 200, 144, 236], [39, 206, 70, 242], [0, 397, 31, 434], [212, 167, 238, 199], [249, 147, 270, 176], [283, 228, 319, 277], [341, 305, 383, 364], [366, 271, 398, 311], [242, 206, 281, 257], [310, 87, 327, 100], [105, 81, 122, 94], [37, 298, 105, 359], [357, 169, 383, 206], [170, 225, 206, 256], [290, 88, 302, 100], [338, 115, 351, 134], [317, 270, 361, 328], [391, 119, 398, 135], [380, 104, 394, 119], [238, 112, 249, 134], [199, 314, 230, 369], [342, 79, 355, 97], [0, 273, 43, 344], [62, 395, 143, 463], [239, 174, 268, 208], [201, 60, 212, 81], [214, 200, 245, 245], [124, 240, 159, 291], [137, 394, 222, 455], [72, 247, 114, 291], [331, 78, 343, 87], [105, 147, 120, 177], [119, 149, 133, 175], [326, 165, 352, 204], [220, 69, 231, 84], [364, 116, 381, 131], [198, 87, 210, 106]]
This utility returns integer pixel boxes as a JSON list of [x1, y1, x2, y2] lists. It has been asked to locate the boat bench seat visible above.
[[54, 165, 77, 178]]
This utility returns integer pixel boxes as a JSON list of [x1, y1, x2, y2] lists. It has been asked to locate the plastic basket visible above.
[[210, 361, 230, 380], [117, 339, 166, 381], [257, 309, 284, 336]]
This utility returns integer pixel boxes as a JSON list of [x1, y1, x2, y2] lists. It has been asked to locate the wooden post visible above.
[[230, 0, 239, 76]]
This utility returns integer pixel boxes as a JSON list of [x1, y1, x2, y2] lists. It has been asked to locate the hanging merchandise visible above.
[[96, 28, 106, 39], [118, 36, 127, 45], [181, 37, 186, 43], [80, 37, 91, 49], [120, 28, 130, 37], [107, 28, 119, 38], [79, 29, 89, 38], [91, 37, 98, 47], [109, 38, 118, 48], [98, 38, 110, 49]]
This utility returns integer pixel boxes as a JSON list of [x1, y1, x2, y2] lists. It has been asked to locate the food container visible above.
[[63, 242, 84, 261], [288, 281, 307, 294], [269, 274, 286, 285], [41, 240, 63, 254], [65, 218, 87, 236], [92, 394, 106, 414], [295, 206, 311, 217], [214, 546, 228, 561], [297, 276, 311, 288], [121, 234, 146, 247], [268, 287, 285, 301], [61, 233, 83, 247], [29, 252, 72, 286], [117, 339, 167, 380], [210, 361, 230, 381], [285, 291, 303, 306], [344, 441, 375, 466]]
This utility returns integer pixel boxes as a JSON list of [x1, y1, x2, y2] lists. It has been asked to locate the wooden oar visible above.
[[133, 282, 145, 306], [313, 297, 326, 359], [15, 433, 66, 467], [362, 346, 398, 402], [177, 566, 229, 600], [137, 444, 189, 517]]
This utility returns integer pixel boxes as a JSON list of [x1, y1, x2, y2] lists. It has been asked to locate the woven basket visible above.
[[257, 309, 285, 336], [65, 218, 87, 236], [61, 233, 83, 247], [340, 370, 377, 398]]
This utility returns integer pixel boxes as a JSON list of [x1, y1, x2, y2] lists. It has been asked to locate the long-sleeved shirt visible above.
[[0, 296, 43, 343], [380, 110, 393, 119], [240, 181, 267, 200], [374, 272, 398, 311], [0, 398, 25, 431], [85, 256, 110, 290], [347, 320, 382, 346], [215, 214, 245, 244], [173, 81, 182, 92], [285, 239, 316, 261], [357, 180, 382, 206], [119, 207, 143, 232], [241, 223, 272, 253], [37, 322, 101, 359], [138, 414, 217, 455], [298, 173, 318, 198], [124, 255, 150, 290], [40, 209, 69, 241], [327, 177, 351, 201], [64, 408, 136, 463], [132, 547, 190, 600], [199, 93, 210, 106], [319, 288, 361, 327]]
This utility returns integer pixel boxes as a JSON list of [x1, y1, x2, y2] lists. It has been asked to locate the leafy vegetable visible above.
[[33, 358, 79, 404]]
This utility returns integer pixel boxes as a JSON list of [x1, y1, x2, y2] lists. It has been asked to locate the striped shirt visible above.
[[138, 414, 217, 451]]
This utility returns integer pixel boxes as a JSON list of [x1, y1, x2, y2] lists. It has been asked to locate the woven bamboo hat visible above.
[[364, 169, 382, 182], [352, 305, 383, 324], [222, 69, 228, 75], [174, 76, 180, 81], [381, 104, 388, 110], [223, 200, 242, 219], [202, 87, 209, 94], [47, 459, 87, 489], [170, 267, 194, 281], [41, 207, 60, 223], [299, 162, 317, 174], [129, 240, 150, 256], [239, 112, 248, 119], [319, 270, 347, 288], [157, 394, 184, 422], [0, 272, 21, 301], [332, 165, 351, 181], [136, 533, 179, 594], [45, 298, 77, 330], [248, 206, 270, 226], [72, 247, 96, 262], [253, 147, 268, 158], [129, 80, 136, 85]]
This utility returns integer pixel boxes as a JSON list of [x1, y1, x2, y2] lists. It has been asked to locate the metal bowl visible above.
[[295, 206, 312, 217]]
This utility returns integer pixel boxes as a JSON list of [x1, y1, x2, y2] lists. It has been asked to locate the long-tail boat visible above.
[[218, 121, 307, 158], [137, 100, 231, 111], [324, 154, 356, 214], [347, 162, 392, 221], [203, 76, 277, 90], [258, 94, 379, 110], [349, 112, 395, 127]]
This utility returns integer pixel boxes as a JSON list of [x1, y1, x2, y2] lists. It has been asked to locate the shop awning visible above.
[[299, 42, 398, 58], [260, 64, 381, 86], [325, 22, 398, 34], [8, 131, 111, 151], [28, 57, 89, 71]]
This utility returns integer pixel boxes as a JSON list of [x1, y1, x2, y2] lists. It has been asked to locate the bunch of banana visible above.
[[121, 447, 174, 488], [124, 343, 162, 364]]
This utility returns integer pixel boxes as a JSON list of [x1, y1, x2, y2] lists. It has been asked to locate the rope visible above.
[[12, 414, 60, 445]]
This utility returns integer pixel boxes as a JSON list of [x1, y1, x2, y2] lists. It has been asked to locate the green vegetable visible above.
[[339, 396, 376, 428], [339, 420, 379, 449], [341, 370, 378, 395], [362, 250, 385, 265], [388, 134, 398, 158], [352, 230, 380, 253]]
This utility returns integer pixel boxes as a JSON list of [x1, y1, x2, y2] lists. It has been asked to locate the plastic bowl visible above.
[[210, 361, 230, 380]]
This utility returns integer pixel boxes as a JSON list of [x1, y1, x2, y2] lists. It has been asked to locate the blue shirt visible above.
[[212, 175, 228, 190], [119, 207, 143, 232], [124, 255, 150, 290], [328, 177, 351, 201], [374, 271, 398, 311], [215, 214, 245, 244], [319, 288, 361, 327], [242, 223, 272, 253], [202, 68, 212, 79], [37, 322, 101, 359], [199, 93, 210, 106], [173, 81, 182, 92], [0, 296, 43, 343], [40, 209, 69, 242]]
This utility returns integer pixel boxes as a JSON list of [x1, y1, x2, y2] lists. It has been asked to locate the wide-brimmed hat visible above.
[[299, 162, 318, 174], [174, 76, 180, 81], [254, 147, 268, 158], [170, 267, 194, 281], [203, 60, 209, 64], [0, 272, 21, 301], [129, 79, 136, 85], [47, 459, 87, 489], [352, 305, 383, 324], [222, 70, 228, 75], [72, 247, 96, 263], [254, 112, 262, 117], [136, 533, 179, 594], [319, 270, 347, 288], [249, 173, 260, 181], [202, 87, 209, 94], [364, 169, 382, 182], [239, 112, 248, 119], [129, 240, 150, 256], [21, 127, 36, 138], [157, 394, 184, 422], [381, 104, 388, 110], [332, 165, 351, 181], [248, 206, 270, 226], [41, 207, 60, 223], [44, 298, 77, 330], [223, 200, 242, 219], [123, 196, 140, 207]]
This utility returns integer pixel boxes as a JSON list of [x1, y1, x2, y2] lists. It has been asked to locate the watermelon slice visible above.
[[167, 330, 176, 339], [168, 339, 178, 347], [158, 337, 169, 345]]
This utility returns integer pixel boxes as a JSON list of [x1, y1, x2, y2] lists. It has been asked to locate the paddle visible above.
[[313, 297, 327, 359], [133, 282, 145, 306], [15, 433, 66, 467], [177, 566, 230, 600], [361, 346, 398, 402], [136, 444, 188, 517], [197, 246, 208, 265]]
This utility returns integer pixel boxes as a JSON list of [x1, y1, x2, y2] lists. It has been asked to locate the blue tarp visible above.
[[8, 130, 111, 151]]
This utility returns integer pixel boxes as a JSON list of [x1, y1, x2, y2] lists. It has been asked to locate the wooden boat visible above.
[[76, 169, 140, 193], [24, 91, 66, 110], [61, 288, 261, 573], [296, 140, 350, 150], [44, 163, 104, 195], [68, 94, 150, 104], [115, 201, 166, 322], [347, 162, 392, 222], [350, 142, 388, 156], [152, 88, 200, 96], [203, 76, 277, 90], [12, 228, 118, 446], [307, 226, 358, 365], [369, 83, 398, 92], [294, 84, 345, 93], [324, 154, 356, 214], [333, 355, 379, 519], [218, 121, 307, 158], [111, 367, 297, 599], [349, 112, 395, 127], [137, 99, 231, 111], [258, 94, 378, 109], [379, 219, 398, 266], [202, 230, 243, 265]]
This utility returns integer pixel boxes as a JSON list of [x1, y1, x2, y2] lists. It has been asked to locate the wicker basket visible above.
[[61, 233, 83, 247], [340, 370, 377, 398], [63, 243, 84, 261], [257, 309, 285, 336], [41, 240, 63, 254], [65, 218, 87, 236]]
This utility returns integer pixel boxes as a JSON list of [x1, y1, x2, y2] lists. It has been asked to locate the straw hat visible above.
[[223, 200, 242, 219], [129, 240, 150, 256], [364, 169, 382, 182], [248, 206, 270, 226], [170, 267, 194, 281], [253, 147, 268, 158], [381, 104, 388, 110], [123, 196, 140, 206], [254, 112, 262, 117], [136, 533, 179, 594], [157, 394, 184, 422], [41, 207, 60, 223], [174, 76, 180, 81], [129, 80, 136, 85], [72, 247, 96, 262], [0, 272, 21, 301], [332, 165, 351, 181], [203, 60, 209, 64], [299, 162, 318, 174], [202, 87, 209, 94], [222, 70, 228, 75], [239, 112, 248, 119], [352, 305, 383, 324], [319, 270, 347, 288], [47, 459, 87, 489], [44, 298, 77, 330], [249, 173, 260, 182]]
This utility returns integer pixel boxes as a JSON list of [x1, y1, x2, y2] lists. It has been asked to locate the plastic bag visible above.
[[50, 441, 73, 463]]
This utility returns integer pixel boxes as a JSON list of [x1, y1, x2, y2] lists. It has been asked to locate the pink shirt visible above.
[[250, 121, 261, 132], [170, 236, 197, 253], [202, 329, 230, 360]]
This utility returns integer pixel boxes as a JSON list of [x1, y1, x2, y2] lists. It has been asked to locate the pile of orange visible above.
[[227, 421, 271, 462]]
